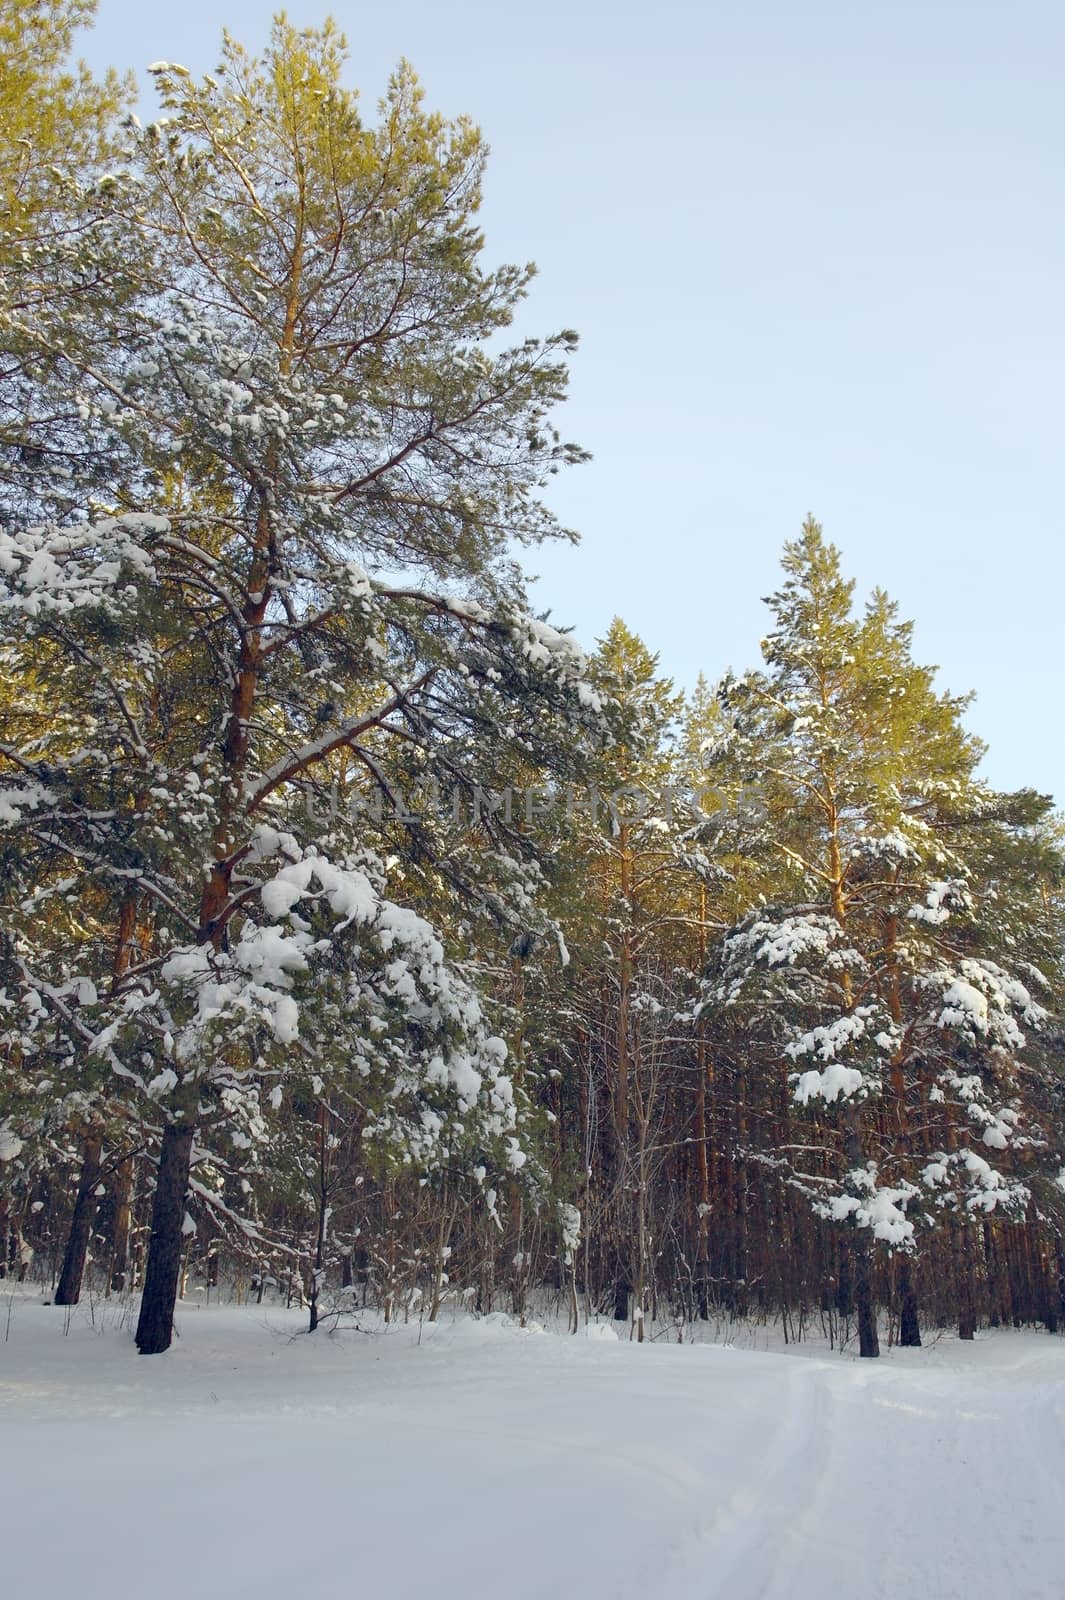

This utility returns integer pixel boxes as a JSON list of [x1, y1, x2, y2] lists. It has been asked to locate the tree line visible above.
[[2, 1, 1063, 1357]]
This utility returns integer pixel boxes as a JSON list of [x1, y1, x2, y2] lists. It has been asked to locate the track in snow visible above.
[[2, 1299, 1063, 1600]]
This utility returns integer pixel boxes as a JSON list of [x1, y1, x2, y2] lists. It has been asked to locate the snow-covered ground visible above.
[[2, 1294, 1064, 1599]]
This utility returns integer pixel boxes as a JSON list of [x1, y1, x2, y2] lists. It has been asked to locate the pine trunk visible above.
[[55, 1137, 102, 1306], [954, 1221, 976, 1340], [135, 1121, 195, 1354], [108, 1158, 133, 1294], [842, 1104, 879, 1358], [898, 1256, 921, 1347], [853, 1238, 879, 1357]]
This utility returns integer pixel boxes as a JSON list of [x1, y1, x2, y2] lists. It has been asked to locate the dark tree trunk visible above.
[[955, 1222, 976, 1340], [1037, 1238, 1058, 1334], [55, 1137, 102, 1306], [108, 1158, 133, 1295], [841, 1104, 879, 1358], [983, 1222, 1002, 1326], [307, 1104, 329, 1333], [898, 1256, 921, 1347], [835, 1247, 854, 1318], [693, 1035, 711, 1323], [135, 1121, 195, 1355], [854, 1238, 880, 1358]]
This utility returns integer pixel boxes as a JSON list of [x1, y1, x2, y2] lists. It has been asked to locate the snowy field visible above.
[[3, 1295, 1064, 1600]]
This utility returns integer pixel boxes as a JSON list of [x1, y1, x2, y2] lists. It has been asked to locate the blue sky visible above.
[[78, 1, 1064, 801]]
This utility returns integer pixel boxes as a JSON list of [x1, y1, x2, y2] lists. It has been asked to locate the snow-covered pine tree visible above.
[[528, 620, 698, 1332], [697, 520, 1062, 1355], [0, 18, 604, 1350], [0, 36, 139, 1261], [0, 0, 131, 235], [1, 0, 137, 522]]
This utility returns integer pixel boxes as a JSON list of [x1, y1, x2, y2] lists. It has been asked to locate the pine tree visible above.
[[532, 621, 692, 1332], [0, 0, 131, 231], [698, 520, 1063, 1354], [0, 17, 602, 1351]]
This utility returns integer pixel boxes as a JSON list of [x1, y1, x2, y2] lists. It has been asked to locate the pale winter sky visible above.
[[79, 0, 1065, 802]]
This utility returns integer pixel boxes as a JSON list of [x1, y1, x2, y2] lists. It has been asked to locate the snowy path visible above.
[[2, 1300, 1064, 1599]]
